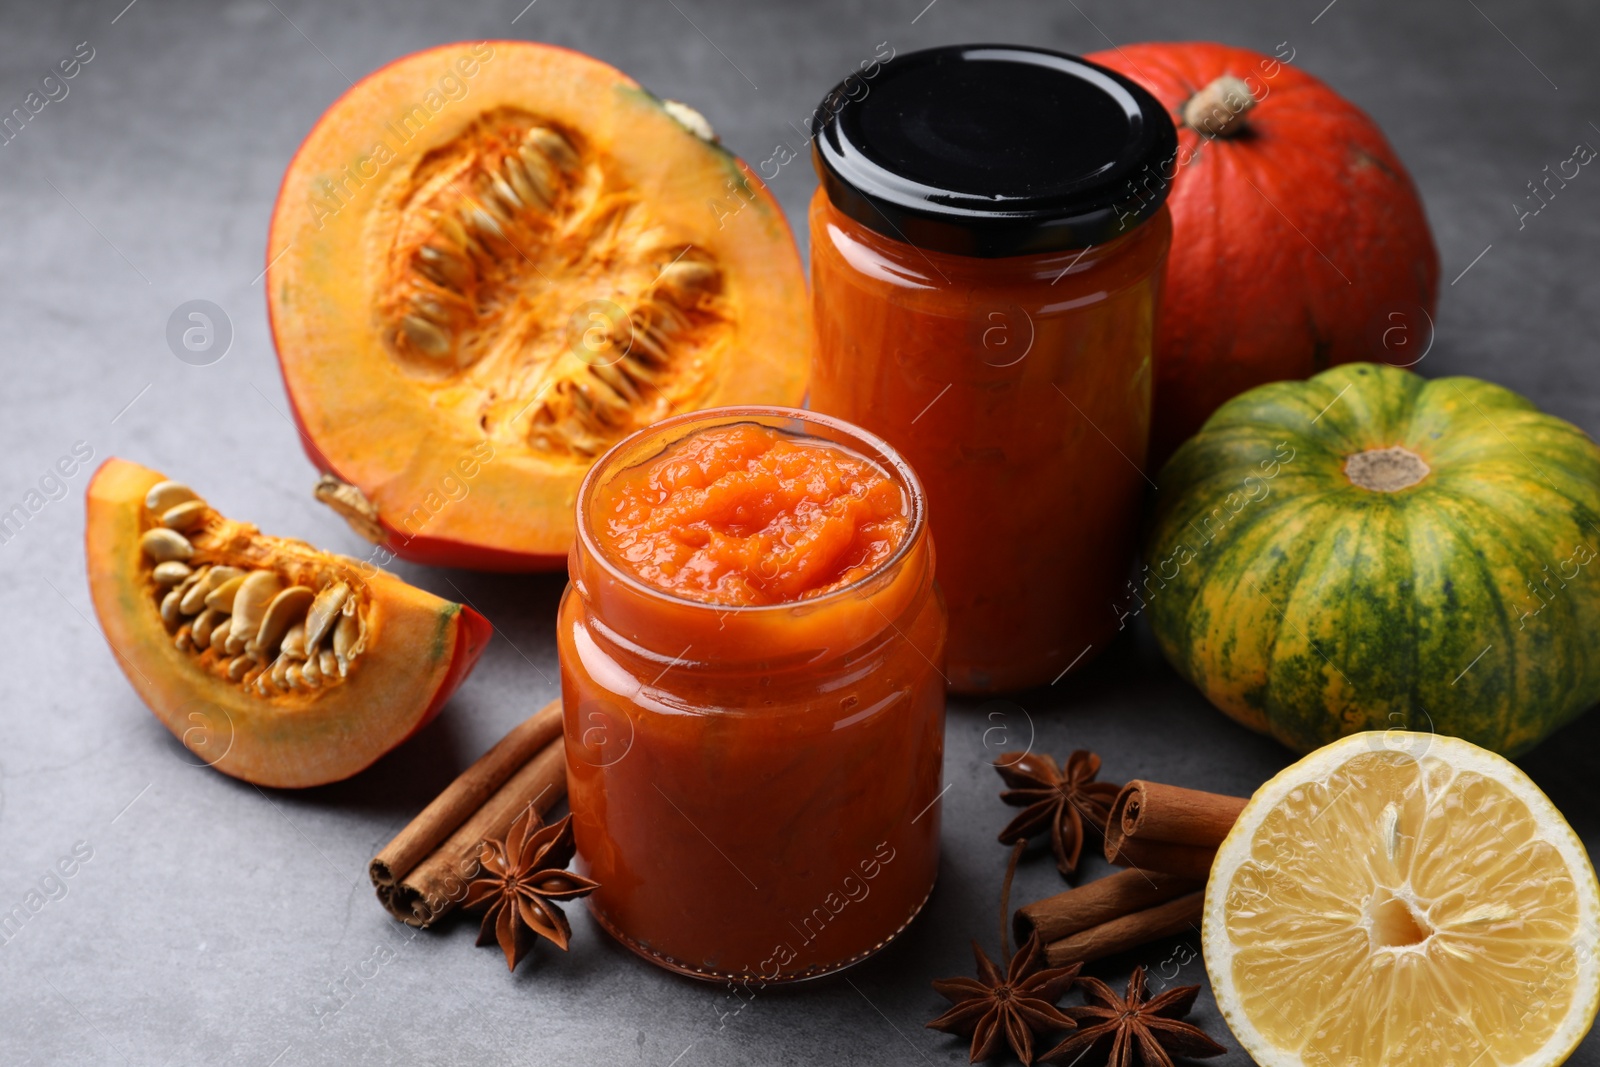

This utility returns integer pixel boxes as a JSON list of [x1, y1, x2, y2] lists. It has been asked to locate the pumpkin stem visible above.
[[1345, 446, 1431, 492], [1182, 75, 1257, 138]]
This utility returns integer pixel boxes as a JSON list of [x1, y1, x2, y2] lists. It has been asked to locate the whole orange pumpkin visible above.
[[1088, 42, 1439, 463]]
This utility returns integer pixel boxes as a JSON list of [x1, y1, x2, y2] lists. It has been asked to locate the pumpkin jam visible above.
[[558, 409, 946, 982], [805, 45, 1178, 693], [589, 422, 910, 606]]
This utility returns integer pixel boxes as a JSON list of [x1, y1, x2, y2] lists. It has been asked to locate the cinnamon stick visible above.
[[1041, 892, 1205, 968], [1103, 780, 1247, 878], [371, 700, 568, 927], [372, 700, 562, 889], [1013, 868, 1202, 947], [383, 742, 568, 926], [1106, 839, 1220, 881]]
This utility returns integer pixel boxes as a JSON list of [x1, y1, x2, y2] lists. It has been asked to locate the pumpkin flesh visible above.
[[86, 458, 492, 787], [267, 41, 809, 570]]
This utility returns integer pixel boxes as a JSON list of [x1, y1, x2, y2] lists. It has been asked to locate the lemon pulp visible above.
[[1206, 734, 1599, 1067]]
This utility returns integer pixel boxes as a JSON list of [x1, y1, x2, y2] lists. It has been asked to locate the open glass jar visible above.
[[558, 406, 946, 982], [807, 45, 1178, 693]]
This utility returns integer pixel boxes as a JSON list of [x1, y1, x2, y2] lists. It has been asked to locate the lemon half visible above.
[[1204, 731, 1600, 1066]]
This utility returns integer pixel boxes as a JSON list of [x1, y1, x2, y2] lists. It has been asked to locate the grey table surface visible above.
[[3, 0, 1599, 1063]]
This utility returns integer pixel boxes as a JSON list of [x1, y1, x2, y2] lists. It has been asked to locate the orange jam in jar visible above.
[[594, 421, 910, 606], [559, 407, 946, 982], [807, 46, 1178, 693]]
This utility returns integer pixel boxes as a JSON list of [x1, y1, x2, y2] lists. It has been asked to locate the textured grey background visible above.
[[2, 0, 1598, 1064]]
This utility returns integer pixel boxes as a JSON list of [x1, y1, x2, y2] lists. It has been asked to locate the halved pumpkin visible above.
[[86, 458, 492, 787], [267, 41, 810, 570]]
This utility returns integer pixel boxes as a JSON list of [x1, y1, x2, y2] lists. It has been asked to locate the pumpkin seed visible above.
[[498, 168, 529, 210], [141, 528, 194, 563], [191, 608, 222, 648], [226, 571, 283, 654], [174, 623, 193, 653], [204, 574, 247, 612], [417, 245, 472, 291], [209, 616, 232, 654], [319, 649, 339, 680], [270, 655, 292, 690], [159, 590, 183, 630], [436, 212, 474, 254], [303, 582, 350, 651], [152, 561, 192, 587], [401, 313, 451, 357], [162, 500, 209, 532], [279, 622, 308, 661], [527, 126, 577, 172], [466, 206, 504, 238], [657, 257, 718, 299], [588, 359, 639, 405], [412, 295, 451, 325], [332, 611, 359, 675], [226, 654, 253, 682], [285, 663, 309, 690], [177, 580, 209, 616], [180, 565, 242, 615], [249, 586, 315, 659], [300, 652, 322, 687], [503, 156, 539, 210], [628, 322, 670, 363], [313, 475, 387, 545], [145, 481, 198, 514], [174, 565, 209, 598], [515, 149, 556, 207]]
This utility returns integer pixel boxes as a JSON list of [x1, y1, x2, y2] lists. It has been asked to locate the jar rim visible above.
[[574, 405, 929, 615]]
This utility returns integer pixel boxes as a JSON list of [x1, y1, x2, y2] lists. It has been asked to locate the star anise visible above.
[[928, 933, 1082, 1064], [1042, 966, 1227, 1066], [463, 807, 599, 971], [996, 750, 1121, 878]]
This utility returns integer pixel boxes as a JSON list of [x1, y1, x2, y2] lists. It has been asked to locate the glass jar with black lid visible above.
[[807, 44, 1178, 693]]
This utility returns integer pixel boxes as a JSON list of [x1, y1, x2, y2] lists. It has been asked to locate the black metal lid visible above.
[[811, 45, 1179, 257]]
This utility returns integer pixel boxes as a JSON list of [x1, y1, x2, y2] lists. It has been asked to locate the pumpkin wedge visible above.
[[86, 458, 492, 787], [267, 41, 809, 570]]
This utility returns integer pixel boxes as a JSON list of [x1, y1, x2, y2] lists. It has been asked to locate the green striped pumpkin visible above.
[[1143, 362, 1600, 755]]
